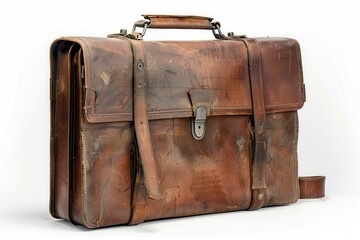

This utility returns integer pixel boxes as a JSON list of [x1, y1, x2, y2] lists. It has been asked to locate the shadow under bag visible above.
[[49, 15, 325, 228]]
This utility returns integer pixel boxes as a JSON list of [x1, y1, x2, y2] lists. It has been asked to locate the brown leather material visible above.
[[79, 121, 133, 228], [299, 176, 326, 199], [128, 167, 148, 225], [71, 48, 83, 225], [51, 42, 75, 220], [63, 38, 305, 124], [238, 38, 267, 210], [262, 111, 300, 206], [49, 16, 325, 228], [125, 38, 161, 200], [141, 116, 252, 221], [141, 15, 213, 29]]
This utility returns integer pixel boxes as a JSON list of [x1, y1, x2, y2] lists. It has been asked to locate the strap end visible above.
[[299, 176, 326, 199]]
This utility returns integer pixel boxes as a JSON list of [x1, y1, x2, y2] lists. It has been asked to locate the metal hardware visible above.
[[137, 61, 144, 70], [132, 20, 150, 31], [130, 18, 224, 40], [227, 32, 247, 38], [211, 21, 225, 39], [130, 20, 150, 40], [192, 107, 207, 140], [189, 89, 214, 141], [119, 29, 128, 36]]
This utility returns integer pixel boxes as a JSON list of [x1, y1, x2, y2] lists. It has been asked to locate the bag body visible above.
[[49, 15, 324, 228]]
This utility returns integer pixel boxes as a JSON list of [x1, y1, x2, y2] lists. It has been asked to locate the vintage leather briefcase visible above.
[[50, 15, 325, 228]]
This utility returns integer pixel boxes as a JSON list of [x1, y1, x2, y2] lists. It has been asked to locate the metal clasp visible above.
[[189, 89, 214, 141], [192, 107, 207, 140]]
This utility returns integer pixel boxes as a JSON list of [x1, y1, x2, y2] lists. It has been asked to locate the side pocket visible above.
[[264, 111, 300, 205], [81, 122, 133, 228]]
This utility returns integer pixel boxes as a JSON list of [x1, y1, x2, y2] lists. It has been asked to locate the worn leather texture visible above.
[[50, 32, 310, 228]]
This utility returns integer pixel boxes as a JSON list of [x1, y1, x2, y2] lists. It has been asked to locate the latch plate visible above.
[[188, 89, 214, 141], [192, 107, 207, 140]]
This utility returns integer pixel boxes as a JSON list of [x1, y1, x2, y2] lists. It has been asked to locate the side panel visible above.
[[51, 42, 74, 220], [71, 48, 84, 225], [50, 41, 133, 227]]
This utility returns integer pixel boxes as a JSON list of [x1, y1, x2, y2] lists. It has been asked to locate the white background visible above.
[[1, 0, 359, 239]]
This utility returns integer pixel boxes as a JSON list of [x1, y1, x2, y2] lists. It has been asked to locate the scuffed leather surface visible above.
[[257, 38, 304, 112], [264, 111, 300, 206], [80, 122, 133, 227], [50, 36, 304, 228], [56, 37, 304, 123], [144, 116, 252, 220]]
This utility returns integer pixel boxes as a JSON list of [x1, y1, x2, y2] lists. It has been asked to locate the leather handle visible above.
[[130, 14, 224, 40], [139, 15, 214, 29]]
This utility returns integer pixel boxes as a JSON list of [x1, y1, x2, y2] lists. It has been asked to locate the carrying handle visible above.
[[131, 14, 225, 39]]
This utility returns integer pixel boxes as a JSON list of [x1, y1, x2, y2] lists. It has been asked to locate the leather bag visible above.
[[49, 15, 325, 228]]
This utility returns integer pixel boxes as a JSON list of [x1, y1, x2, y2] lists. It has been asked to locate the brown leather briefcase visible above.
[[50, 15, 325, 228]]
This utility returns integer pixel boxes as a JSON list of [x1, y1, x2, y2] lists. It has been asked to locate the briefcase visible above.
[[50, 15, 325, 228]]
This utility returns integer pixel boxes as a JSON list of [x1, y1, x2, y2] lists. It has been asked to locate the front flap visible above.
[[51, 37, 305, 123]]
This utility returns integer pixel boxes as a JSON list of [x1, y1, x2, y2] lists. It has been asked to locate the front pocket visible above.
[[142, 116, 252, 220]]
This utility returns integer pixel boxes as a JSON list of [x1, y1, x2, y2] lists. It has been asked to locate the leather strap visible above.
[[123, 38, 161, 225], [125, 38, 161, 200], [238, 38, 268, 210], [129, 165, 148, 225], [299, 176, 326, 199]]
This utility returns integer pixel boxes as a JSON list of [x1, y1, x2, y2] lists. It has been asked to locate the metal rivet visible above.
[[137, 62, 144, 70], [119, 29, 127, 36]]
